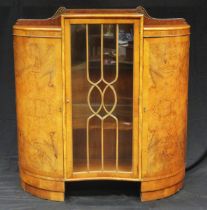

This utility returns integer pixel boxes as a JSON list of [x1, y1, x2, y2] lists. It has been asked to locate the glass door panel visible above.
[[71, 23, 134, 173]]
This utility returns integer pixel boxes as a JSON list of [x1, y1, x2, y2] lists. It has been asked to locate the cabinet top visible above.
[[13, 6, 190, 37]]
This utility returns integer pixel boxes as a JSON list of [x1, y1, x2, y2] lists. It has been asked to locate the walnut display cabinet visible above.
[[13, 7, 190, 202]]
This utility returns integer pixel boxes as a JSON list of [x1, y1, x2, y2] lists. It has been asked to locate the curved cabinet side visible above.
[[141, 34, 190, 201], [14, 34, 64, 180]]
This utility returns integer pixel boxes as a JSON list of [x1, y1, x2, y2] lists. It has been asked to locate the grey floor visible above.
[[0, 156, 206, 210]]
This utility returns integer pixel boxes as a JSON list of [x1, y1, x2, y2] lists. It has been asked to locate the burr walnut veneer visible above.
[[13, 7, 190, 202]]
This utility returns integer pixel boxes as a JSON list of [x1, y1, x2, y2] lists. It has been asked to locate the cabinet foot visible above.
[[141, 170, 185, 201], [141, 181, 183, 201], [19, 169, 65, 201], [21, 180, 64, 201]]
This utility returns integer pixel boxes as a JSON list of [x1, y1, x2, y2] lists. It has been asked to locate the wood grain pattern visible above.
[[142, 36, 189, 179], [14, 36, 64, 178], [13, 7, 190, 202]]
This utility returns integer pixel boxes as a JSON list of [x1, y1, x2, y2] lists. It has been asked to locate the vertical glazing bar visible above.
[[101, 24, 104, 170], [101, 120, 104, 170], [101, 24, 104, 80], [116, 24, 119, 171], [86, 24, 90, 171]]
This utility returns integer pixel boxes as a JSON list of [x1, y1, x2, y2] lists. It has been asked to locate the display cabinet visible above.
[[13, 7, 190, 201]]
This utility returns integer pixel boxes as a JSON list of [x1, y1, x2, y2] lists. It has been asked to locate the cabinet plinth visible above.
[[13, 6, 190, 202]]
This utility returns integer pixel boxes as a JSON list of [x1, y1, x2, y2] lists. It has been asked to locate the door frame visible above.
[[62, 15, 144, 180]]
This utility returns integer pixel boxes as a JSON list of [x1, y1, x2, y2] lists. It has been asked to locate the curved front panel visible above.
[[142, 35, 190, 180], [14, 35, 64, 179]]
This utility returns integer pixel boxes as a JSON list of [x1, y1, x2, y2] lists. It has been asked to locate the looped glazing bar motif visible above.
[[86, 24, 119, 171]]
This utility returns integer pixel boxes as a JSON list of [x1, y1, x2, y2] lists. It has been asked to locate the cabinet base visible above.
[[141, 181, 183, 201], [19, 169, 184, 202], [140, 170, 185, 201], [21, 180, 64, 201]]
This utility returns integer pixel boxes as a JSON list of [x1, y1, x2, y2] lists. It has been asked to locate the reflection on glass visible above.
[[89, 117, 102, 170], [118, 25, 133, 62], [71, 24, 134, 173], [117, 24, 133, 171], [71, 24, 88, 172], [103, 24, 116, 83], [88, 25, 101, 82]]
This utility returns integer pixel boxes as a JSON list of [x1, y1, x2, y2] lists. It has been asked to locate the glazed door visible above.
[[64, 18, 142, 179]]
